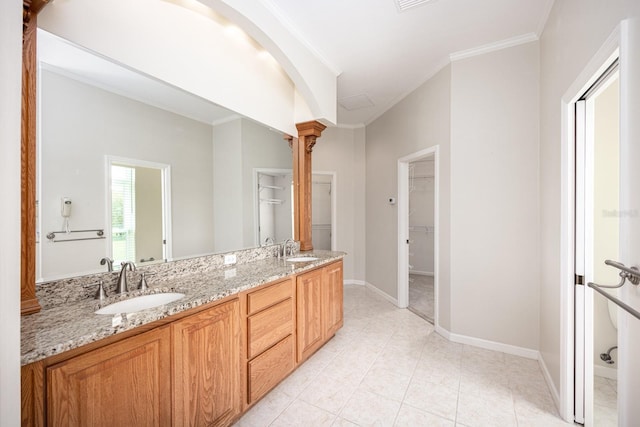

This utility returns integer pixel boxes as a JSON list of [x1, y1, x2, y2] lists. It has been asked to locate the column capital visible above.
[[296, 120, 327, 138]]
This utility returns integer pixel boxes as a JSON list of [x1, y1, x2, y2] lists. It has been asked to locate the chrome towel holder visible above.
[[587, 259, 640, 321], [46, 229, 105, 243]]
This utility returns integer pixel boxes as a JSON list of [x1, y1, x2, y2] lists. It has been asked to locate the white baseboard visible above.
[[446, 330, 539, 360], [594, 364, 617, 380], [437, 325, 562, 414], [435, 325, 450, 340], [434, 326, 538, 359], [344, 279, 366, 286], [538, 354, 561, 411], [364, 282, 398, 306], [409, 270, 434, 276]]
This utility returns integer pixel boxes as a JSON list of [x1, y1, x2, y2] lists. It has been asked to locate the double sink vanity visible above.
[[21, 247, 345, 426]]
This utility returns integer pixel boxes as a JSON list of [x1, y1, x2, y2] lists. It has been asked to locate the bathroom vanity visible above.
[[21, 250, 344, 426]]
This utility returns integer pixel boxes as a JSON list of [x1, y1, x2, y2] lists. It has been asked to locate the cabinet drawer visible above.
[[247, 335, 294, 404], [247, 299, 293, 359], [247, 279, 292, 316]]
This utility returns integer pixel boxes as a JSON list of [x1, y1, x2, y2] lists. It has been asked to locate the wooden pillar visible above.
[[21, 0, 49, 315], [291, 121, 326, 251]]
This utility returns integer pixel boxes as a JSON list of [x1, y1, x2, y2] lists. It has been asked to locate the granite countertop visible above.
[[21, 251, 345, 366]]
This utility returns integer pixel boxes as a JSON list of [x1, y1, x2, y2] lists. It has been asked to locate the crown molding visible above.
[[450, 32, 538, 62]]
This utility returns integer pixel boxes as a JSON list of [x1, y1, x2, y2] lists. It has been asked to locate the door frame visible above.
[[105, 155, 172, 264], [559, 27, 621, 422], [397, 146, 439, 328]]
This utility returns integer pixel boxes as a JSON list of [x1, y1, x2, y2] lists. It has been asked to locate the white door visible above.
[[618, 18, 640, 426], [575, 19, 640, 426], [575, 62, 620, 426]]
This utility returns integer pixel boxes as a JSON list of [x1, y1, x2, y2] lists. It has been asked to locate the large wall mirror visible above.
[[36, 30, 293, 282]]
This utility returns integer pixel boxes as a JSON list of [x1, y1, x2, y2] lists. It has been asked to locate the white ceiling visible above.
[[265, 0, 555, 126], [38, 0, 555, 129]]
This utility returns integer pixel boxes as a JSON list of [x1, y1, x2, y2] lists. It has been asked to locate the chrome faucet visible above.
[[116, 261, 136, 294], [283, 239, 296, 257], [100, 257, 114, 272], [264, 236, 274, 246]]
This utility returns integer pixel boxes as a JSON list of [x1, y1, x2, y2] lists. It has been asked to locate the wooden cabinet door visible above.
[[296, 268, 324, 363], [323, 261, 344, 338], [172, 300, 241, 427], [47, 326, 171, 427]]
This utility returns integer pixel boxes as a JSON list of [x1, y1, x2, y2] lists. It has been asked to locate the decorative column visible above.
[[21, 0, 50, 315], [291, 121, 326, 251]]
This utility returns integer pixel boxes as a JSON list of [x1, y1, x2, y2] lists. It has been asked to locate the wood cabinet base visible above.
[[21, 260, 343, 427]]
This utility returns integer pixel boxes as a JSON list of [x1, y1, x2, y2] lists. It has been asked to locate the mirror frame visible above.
[[20, 4, 325, 315]]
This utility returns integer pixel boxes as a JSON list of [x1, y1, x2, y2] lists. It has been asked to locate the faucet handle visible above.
[[84, 281, 108, 301], [138, 272, 156, 291]]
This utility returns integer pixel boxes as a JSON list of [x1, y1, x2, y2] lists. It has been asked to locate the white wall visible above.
[[313, 126, 367, 284], [538, 0, 638, 400], [0, 0, 22, 425], [212, 120, 243, 252], [241, 119, 293, 248], [365, 66, 451, 328], [213, 118, 292, 252], [39, 71, 215, 278], [450, 41, 540, 350]]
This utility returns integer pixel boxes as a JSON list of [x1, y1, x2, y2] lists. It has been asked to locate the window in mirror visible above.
[[108, 158, 171, 267]]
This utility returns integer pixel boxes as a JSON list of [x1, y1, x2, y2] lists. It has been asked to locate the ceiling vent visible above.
[[394, 0, 438, 12], [338, 94, 375, 111]]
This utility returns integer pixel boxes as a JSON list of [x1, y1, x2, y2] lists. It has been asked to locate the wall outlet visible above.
[[224, 254, 237, 265]]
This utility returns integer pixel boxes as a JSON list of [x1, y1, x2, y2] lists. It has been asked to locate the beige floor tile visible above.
[[360, 365, 412, 401], [235, 389, 293, 427], [456, 391, 517, 427], [234, 285, 569, 427], [594, 403, 618, 427], [394, 404, 454, 426], [271, 400, 336, 427], [332, 417, 360, 427], [594, 375, 618, 409], [340, 388, 402, 427], [298, 372, 359, 415], [403, 378, 459, 420]]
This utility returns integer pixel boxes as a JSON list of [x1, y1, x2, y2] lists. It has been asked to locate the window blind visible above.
[[111, 165, 136, 264]]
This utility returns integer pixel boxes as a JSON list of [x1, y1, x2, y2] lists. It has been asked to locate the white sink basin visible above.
[[286, 257, 319, 263], [95, 292, 185, 315]]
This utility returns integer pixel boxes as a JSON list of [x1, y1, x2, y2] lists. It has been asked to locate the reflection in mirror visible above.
[[256, 170, 293, 246], [36, 29, 293, 282], [108, 159, 170, 267], [311, 175, 333, 251], [255, 171, 334, 251]]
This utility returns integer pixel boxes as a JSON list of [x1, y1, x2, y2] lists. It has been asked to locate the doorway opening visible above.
[[573, 57, 619, 426], [106, 156, 171, 267], [407, 157, 435, 322], [398, 146, 439, 327]]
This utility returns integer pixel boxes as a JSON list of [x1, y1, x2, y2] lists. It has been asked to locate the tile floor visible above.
[[594, 375, 617, 426], [408, 274, 434, 323], [234, 284, 572, 427]]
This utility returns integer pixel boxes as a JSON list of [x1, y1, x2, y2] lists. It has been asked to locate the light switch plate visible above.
[[224, 254, 237, 265]]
